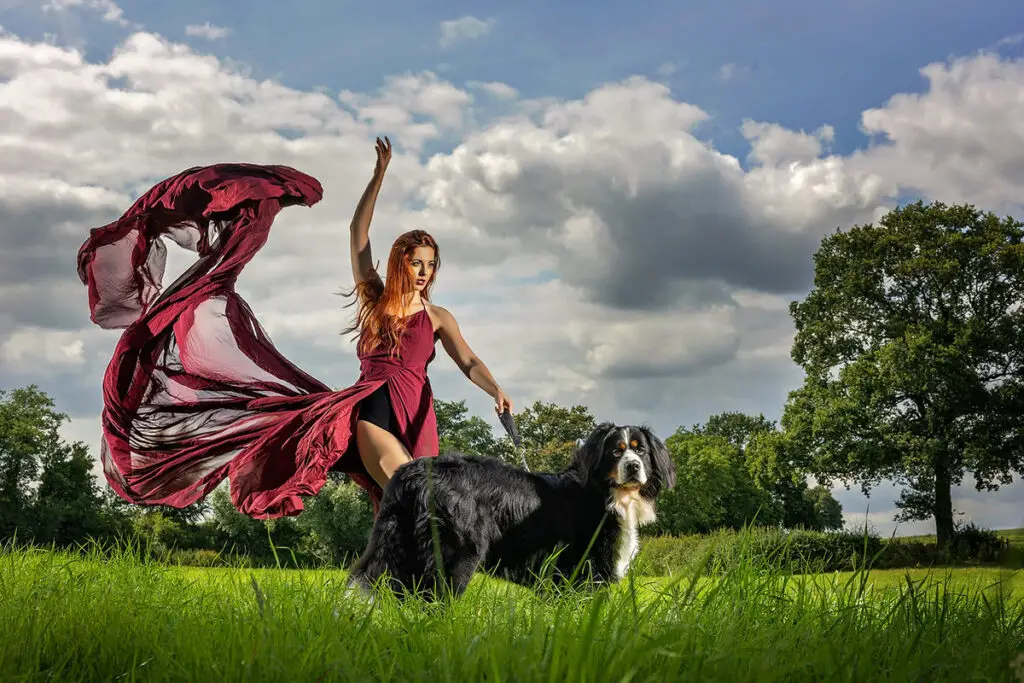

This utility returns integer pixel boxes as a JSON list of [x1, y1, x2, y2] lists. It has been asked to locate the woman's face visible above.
[[408, 246, 437, 292]]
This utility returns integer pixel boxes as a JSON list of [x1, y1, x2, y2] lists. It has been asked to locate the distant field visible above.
[[895, 527, 1024, 547], [1, 545, 1022, 682]]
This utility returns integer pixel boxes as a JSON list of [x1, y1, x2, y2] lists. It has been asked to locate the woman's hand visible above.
[[374, 136, 392, 178], [494, 388, 513, 415]]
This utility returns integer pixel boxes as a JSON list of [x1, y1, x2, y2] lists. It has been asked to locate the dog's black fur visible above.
[[347, 422, 675, 600]]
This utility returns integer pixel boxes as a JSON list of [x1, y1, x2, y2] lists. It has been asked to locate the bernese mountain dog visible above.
[[347, 422, 676, 601]]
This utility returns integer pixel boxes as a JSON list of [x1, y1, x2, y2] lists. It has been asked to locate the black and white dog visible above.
[[347, 422, 676, 600]]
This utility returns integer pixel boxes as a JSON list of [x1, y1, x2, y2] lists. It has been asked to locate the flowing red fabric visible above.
[[77, 163, 439, 518]]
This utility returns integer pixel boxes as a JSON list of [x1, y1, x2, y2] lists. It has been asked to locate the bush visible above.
[[634, 524, 1015, 577], [293, 477, 375, 567], [948, 522, 1011, 564], [164, 549, 230, 567]]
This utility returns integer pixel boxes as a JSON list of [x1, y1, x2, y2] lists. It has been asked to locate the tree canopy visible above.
[[781, 201, 1024, 547]]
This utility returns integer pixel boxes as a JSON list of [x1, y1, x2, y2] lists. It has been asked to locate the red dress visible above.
[[76, 163, 439, 518]]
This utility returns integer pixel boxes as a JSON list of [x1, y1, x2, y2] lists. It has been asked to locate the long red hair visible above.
[[342, 229, 440, 356]]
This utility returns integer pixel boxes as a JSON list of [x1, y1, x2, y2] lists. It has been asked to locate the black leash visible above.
[[498, 408, 530, 472]]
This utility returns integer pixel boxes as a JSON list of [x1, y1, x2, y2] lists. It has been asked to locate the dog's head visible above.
[[574, 422, 676, 517]]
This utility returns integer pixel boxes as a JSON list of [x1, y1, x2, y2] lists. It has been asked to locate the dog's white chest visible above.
[[609, 487, 657, 581], [611, 498, 640, 581]]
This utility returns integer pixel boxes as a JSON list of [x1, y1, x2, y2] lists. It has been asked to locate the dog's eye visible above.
[[630, 439, 638, 448], [616, 441, 626, 451]]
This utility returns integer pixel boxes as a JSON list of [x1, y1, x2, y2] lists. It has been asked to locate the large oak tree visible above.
[[781, 201, 1024, 547]]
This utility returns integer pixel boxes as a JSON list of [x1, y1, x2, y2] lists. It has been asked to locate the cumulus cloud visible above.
[[851, 53, 1024, 214], [438, 16, 494, 49], [2, 18, 1024, 533], [185, 22, 230, 40], [417, 77, 889, 316]]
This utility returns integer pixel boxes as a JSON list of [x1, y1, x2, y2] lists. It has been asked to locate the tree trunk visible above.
[[933, 454, 955, 549]]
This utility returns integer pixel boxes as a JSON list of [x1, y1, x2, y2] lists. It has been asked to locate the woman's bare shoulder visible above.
[[424, 300, 456, 332]]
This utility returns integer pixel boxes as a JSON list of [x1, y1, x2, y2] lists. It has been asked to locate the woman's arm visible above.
[[435, 305, 513, 414], [350, 136, 391, 287]]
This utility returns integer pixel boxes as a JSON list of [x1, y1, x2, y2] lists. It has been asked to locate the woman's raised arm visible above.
[[349, 136, 391, 287]]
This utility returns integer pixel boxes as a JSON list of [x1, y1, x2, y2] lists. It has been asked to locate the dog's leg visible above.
[[443, 546, 484, 599], [345, 489, 413, 600], [412, 500, 486, 601]]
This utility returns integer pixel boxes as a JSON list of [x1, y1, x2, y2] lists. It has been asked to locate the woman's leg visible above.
[[355, 384, 412, 489], [356, 422, 413, 489]]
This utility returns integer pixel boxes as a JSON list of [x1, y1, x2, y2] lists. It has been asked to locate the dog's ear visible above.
[[574, 422, 617, 479], [641, 426, 675, 490]]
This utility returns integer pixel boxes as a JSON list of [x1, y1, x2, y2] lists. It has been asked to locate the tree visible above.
[[694, 411, 775, 448], [700, 411, 845, 531], [294, 478, 374, 566], [434, 399, 499, 456], [653, 429, 780, 535], [209, 485, 305, 564], [496, 401, 596, 472], [0, 385, 71, 540], [32, 440, 107, 546], [782, 201, 1024, 547], [804, 484, 845, 531]]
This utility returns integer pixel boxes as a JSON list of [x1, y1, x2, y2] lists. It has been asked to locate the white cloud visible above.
[[1, 327, 86, 369], [439, 16, 494, 49], [185, 22, 230, 40], [657, 62, 678, 78], [852, 53, 1024, 214], [994, 32, 1024, 49], [467, 80, 518, 100], [42, 0, 129, 27], [2, 18, 1024, 530], [339, 71, 474, 151], [718, 62, 750, 82]]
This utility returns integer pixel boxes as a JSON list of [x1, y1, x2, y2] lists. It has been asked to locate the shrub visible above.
[[948, 522, 1011, 564], [634, 524, 1014, 577], [293, 477, 374, 567]]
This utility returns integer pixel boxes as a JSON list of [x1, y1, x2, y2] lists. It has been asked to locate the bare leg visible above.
[[356, 420, 413, 489]]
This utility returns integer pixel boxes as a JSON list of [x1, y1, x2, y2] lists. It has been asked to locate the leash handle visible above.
[[498, 408, 530, 472]]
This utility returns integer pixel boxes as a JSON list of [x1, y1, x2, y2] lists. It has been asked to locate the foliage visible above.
[[293, 476, 375, 567], [782, 201, 1024, 547], [635, 524, 1019, 577], [0, 386, 63, 539], [493, 400, 596, 471], [0, 383, 1015, 577], [652, 429, 781, 535], [31, 440, 108, 547], [435, 399, 499, 456], [682, 411, 846, 533], [208, 486, 310, 567]]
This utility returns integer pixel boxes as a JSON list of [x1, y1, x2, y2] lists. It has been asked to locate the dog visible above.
[[346, 422, 676, 601]]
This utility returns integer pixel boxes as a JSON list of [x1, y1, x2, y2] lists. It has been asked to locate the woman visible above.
[[77, 137, 511, 518], [334, 136, 512, 500]]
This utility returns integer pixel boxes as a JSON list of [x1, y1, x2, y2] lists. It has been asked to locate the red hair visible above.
[[342, 230, 440, 356]]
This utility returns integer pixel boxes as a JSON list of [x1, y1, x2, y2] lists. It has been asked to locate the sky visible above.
[[1, 0, 1024, 536]]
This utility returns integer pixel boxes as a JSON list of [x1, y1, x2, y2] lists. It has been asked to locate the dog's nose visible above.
[[625, 461, 640, 477]]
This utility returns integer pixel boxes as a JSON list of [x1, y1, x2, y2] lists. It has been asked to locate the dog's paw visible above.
[[342, 575, 376, 606]]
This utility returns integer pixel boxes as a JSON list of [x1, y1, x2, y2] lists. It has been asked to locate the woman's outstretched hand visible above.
[[374, 136, 392, 178], [494, 388, 513, 415]]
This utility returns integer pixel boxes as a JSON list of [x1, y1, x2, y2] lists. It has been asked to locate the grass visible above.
[[1, 540, 1023, 682], [897, 527, 1024, 548]]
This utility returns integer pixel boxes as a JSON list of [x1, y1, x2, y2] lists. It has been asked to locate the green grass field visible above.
[[896, 527, 1024, 548], [2, 542, 1022, 682]]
